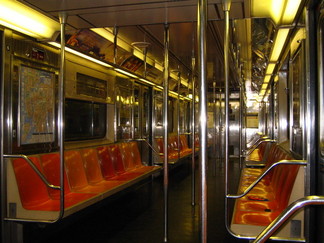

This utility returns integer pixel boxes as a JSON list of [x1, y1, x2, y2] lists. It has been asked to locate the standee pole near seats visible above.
[[176, 70, 181, 160], [57, 11, 67, 220], [239, 84, 244, 169], [223, 0, 234, 238], [191, 22, 196, 207], [163, 23, 169, 243], [197, 0, 207, 242]]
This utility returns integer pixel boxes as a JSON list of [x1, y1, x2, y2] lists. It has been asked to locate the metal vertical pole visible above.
[[239, 85, 243, 169], [177, 70, 181, 159], [191, 56, 196, 206], [143, 47, 148, 78], [219, 89, 222, 162], [223, 0, 231, 234], [213, 81, 217, 176], [1, 29, 8, 243], [58, 12, 67, 219], [113, 26, 118, 64], [197, 0, 207, 242], [163, 23, 169, 243]]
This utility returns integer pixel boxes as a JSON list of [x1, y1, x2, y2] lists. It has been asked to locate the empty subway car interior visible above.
[[0, 0, 324, 242]]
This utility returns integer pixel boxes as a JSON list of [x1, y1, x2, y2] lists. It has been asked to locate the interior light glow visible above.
[[170, 72, 179, 81], [133, 49, 144, 60], [115, 68, 138, 78], [282, 0, 302, 24], [181, 78, 189, 87], [270, 28, 289, 62], [274, 75, 279, 82], [139, 78, 156, 86], [252, 0, 302, 25], [264, 75, 271, 83], [270, 0, 285, 24], [261, 83, 268, 90], [266, 63, 276, 75], [0, 0, 59, 39], [49, 42, 113, 68], [155, 62, 164, 72], [91, 28, 132, 52]]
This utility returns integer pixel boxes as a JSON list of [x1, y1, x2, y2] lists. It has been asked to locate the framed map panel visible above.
[[19, 65, 55, 145]]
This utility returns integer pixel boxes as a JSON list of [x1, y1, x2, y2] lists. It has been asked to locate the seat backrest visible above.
[[40, 153, 71, 199], [129, 141, 143, 167], [107, 144, 126, 174], [64, 150, 89, 191], [119, 143, 136, 171], [12, 156, 50, 208], [80, 148, 105, 185], [168, 135, 178, 153], [96, 146, 117, 179], [179, 135, 189, 150], [155, 138, 164, 154]]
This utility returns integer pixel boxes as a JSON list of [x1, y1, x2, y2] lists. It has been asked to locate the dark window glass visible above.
[[65, 99, 106, 141]]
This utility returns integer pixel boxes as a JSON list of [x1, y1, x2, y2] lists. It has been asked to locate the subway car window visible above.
[[290, 43, 305, 156], [65, 99, 106, 141]]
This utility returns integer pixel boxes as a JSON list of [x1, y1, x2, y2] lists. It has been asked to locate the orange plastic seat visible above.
[[179, 134, 192, 157], [12, 156, 60, 211], [64, 150, 119, 194], [40, 153, 96, 207], [233, 145, 300, 227], [97, 146, 117, 179], [80, 148, 124, 189], [128, 141, 158, 173], [119, 143, 136, 171], [107, 144, 145, 180]]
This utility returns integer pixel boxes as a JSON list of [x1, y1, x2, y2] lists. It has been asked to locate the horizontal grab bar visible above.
[[4, 154, 60, 190], [133, 138, 161, 155], [253, 195, 324, 243], [227, 160, 307, 199], [245, 139, 276, 157]]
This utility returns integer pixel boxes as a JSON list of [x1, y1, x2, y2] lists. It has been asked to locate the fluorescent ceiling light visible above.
[[91, 28, 132, 52], [266, 63, 276, 75], [0, 0, 59, 39], [270, 28, 289, 62], [270, 0, 285, 24], [155, 62, 164, 72], [170, 72, 179, 81], [282, 0, 302, 24], [49, 42, 112, 68], [181, 78, 189, 87], [252, 0, 302, 25], [264, 75, 271, 83], [115, 68, 138, 78], [140, 78, 156, 86], [261, 83, 268, 90], [259, 89, 266, 96]]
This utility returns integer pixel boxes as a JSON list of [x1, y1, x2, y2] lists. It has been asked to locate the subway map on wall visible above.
[[19, 65, 55, 145]]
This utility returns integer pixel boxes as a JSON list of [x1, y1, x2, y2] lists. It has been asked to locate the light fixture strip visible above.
[[49, 42, 112, 68], [270, 28, 290, 62]]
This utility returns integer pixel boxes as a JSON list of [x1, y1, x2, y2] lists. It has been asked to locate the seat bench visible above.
[[230, 143, 306, 238], [7, 141, 161, 221], [154, 133, 193, 165]]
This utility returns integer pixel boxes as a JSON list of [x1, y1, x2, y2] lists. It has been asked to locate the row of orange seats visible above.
[[245, 139, 273, 162], [155, 134, 194, 162], [232, 143, 301, 226], [12, 141, 161, 212]]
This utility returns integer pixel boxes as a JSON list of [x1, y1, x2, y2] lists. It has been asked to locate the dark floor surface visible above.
[[25, 156, 247, 243]]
